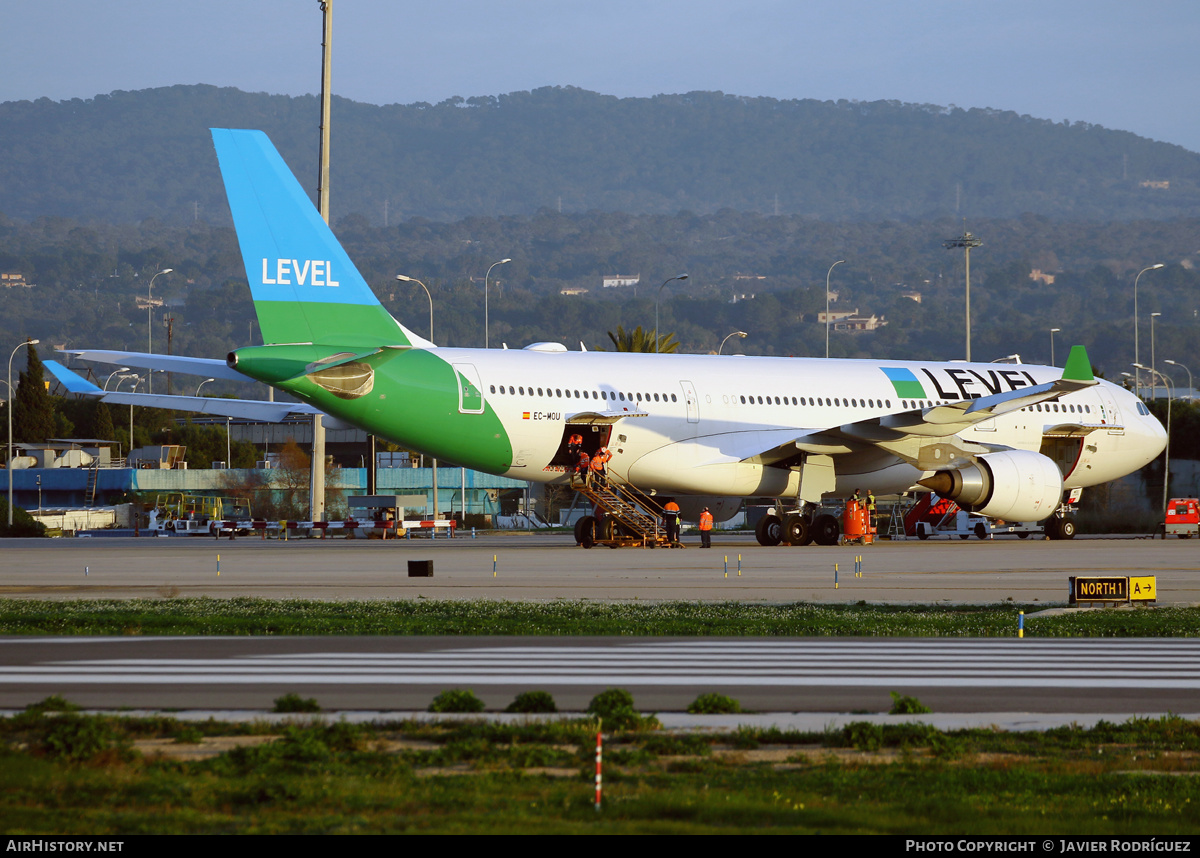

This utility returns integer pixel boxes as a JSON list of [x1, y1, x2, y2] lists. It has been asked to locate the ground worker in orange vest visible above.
[[572, 450, 591, 488], [590, 446, 611, 487], [567, 432, 583, 458], [663, 499, 681, 545], [698, 506, 714, 548]]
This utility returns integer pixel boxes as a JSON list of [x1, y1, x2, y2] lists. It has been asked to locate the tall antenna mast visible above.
[[943, 227, 982, 362]]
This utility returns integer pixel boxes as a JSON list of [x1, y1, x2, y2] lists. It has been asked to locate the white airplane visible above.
[[47, 129, 1167, 545]]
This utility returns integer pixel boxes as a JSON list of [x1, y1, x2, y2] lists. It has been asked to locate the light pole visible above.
[[825, 259, 846, 359], [1150, 312, 1162, 400], [483, 258, 511, 349], [1049, 328, 1061, 367], [146, 268, 172, 393], [195, 378, 215, 396], [122, 373, 141, 461], [103, 367, 131, 390], [397, 274, 433, 341], [399, 274, 438, 516], [1133, 263, 1164, 398], [1165, 360, 1193, 400], [719, 331, 748, 355], [1137, 364, 1174, 515], [8, 338, 39, 527], [943, 231, 983, 361], [655, 274, 688, 354]]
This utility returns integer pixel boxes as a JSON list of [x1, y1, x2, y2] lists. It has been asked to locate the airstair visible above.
[[572, 476, 676, 548], [903, 492, 960, 539]]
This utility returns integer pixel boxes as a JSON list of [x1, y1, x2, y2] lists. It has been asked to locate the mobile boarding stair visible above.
[[571, 476, 676, 549]]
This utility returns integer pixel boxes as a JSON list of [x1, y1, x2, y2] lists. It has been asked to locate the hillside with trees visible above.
[[2, 86, 1199, 225]]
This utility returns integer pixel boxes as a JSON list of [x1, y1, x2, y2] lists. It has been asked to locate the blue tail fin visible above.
[[211, 128, 427, 348]]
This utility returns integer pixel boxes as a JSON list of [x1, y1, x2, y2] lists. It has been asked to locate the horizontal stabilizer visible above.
[[43, 360, 103, 395], [98, 392, 312, 422], [60, 349, 246, 382], [43, 359, 316, 423]]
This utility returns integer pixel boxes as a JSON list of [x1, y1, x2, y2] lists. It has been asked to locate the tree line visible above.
[[2, 85, 1199, 225]]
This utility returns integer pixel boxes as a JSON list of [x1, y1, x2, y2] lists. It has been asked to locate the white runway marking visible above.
[[1, 640, 1199, 689]]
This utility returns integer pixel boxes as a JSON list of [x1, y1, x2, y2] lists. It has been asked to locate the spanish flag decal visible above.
[[523, 412, 531, 420]]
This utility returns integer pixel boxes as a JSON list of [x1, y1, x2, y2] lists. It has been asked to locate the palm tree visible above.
[[603, 325, 679, 354]]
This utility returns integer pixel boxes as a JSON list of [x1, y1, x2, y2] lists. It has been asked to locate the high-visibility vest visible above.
[[699, 511, 714, 530]]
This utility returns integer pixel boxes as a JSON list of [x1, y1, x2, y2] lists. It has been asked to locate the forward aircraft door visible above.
[[681, 381, 700, 423], [1095, 387, 1124, 435]]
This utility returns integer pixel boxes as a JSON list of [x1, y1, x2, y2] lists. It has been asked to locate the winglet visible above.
[[1061, 345, 1094, 383]]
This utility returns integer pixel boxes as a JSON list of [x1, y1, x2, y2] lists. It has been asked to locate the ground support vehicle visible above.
[[1164, 498, 1200, 538]]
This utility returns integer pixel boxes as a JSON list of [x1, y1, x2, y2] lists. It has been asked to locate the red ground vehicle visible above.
[[1164, 498, 1200, 538]]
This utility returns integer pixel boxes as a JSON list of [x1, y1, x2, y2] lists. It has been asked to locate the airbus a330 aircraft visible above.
[[48, 129, 1168, 546]]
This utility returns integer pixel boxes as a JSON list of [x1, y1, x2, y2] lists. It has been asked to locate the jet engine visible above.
[[918, 450, 1063, 522]]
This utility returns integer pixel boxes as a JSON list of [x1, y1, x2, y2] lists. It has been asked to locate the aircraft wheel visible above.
[[579, 515, 597, 549], [1058, 518, 1076, 540], [755, 514, 783, 546], [784, 516, 812, 546], [812, 514, 840, 546], [596, 516, 614, 542]]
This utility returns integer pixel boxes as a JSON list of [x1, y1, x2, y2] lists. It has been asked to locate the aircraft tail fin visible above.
[[211, 128, 429, 349]]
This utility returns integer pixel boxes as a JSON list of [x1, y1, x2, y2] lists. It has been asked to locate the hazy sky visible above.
[[7, 1, 1200, 152]]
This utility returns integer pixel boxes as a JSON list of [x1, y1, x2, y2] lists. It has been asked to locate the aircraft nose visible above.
[[1143, 406, 1168, 457]]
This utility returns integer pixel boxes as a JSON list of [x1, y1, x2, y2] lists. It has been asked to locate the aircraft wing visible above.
[[59, 349, 246, 382], [43, 360, 315, 423], [743, 346, 1099, 469]]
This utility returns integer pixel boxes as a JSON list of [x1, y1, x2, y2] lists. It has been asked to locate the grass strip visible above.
[[0, 598, 1197, 637], [2, 709, 1199, 834]]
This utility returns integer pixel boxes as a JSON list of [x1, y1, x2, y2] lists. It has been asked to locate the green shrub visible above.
[[586, 687, 658, 730], [173, 725, 204, 744], [428, 689, 486, 713], [687, 693, 743, 714], [505, 690, 557, 713], [41, 715, 124, 762], [25, 695, 80, 714], [0, 500, 47, 538], [889, 692, 932, 714], [843, 721, 883, 751], [272, 693, 320, 713]]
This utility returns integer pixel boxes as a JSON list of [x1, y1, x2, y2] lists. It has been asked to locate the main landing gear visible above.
[[755, 510, 841, 547]]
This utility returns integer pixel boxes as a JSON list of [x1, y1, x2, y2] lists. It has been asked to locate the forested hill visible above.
[[2, 84, 1199, 224]]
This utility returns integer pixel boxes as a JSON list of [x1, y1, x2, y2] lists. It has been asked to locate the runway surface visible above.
[[0, 531, 1195, 604], [0, 533, 1195, 718], [0, 635, 1198, 716]]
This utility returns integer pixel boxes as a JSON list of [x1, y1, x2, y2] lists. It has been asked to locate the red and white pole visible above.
[[594, 727, 603, 811]]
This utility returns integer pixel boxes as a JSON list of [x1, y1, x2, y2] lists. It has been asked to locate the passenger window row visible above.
[[488, 384, 678, 404]]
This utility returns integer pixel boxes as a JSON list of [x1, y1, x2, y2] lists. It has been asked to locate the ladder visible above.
[[85, 466, 99, 508], [573, 476, 676, 548]]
